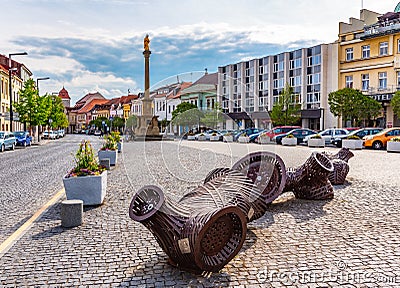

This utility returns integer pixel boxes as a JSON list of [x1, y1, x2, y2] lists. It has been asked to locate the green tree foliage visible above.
[[47, 94, 69, 129], [89, 116, 110, 130], [171, 102, 203, 126], [111, 116, 125, 131], [328, 88, 381, 126], [270, 83, 301, 126], [391, 91, 400, 117], [200, 103, 224, 129], [125, 114, 137, 131]]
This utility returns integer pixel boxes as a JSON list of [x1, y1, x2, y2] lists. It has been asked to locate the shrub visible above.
[[389, 137, 400, 142], [101, 134, 118, 150], [67, 140, 105, 178], [285, 134, 295, 138], [310, 134, 322, 139], [347, 135, 361, 140]]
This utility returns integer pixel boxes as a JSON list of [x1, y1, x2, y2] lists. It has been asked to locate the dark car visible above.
[[14, 131, 32, 147], [332, 128, 383, 147], [233, 128, 261, 142], [273, 128, 317, 145]]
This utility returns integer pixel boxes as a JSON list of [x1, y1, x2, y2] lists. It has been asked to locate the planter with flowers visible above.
[[342, 135, 363, 150], [258, 132, 271, 144], [282, 134, 297, 146], [111, 131, 122, 153], [198, 133, 207, 141], [223, 132, 234, 142], [238, 133, 250, 143], [98, 134, 118, 166], [308, 134, 325, 148], [63, 140, 107, 206], [210, 132, 220, 141], [387, 137, 400, 153]]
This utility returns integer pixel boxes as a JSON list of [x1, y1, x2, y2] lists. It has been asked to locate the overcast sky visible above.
[[2, 0, 397, 104]]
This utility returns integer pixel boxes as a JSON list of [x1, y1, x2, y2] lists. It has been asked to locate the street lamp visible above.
[[36, 77, 50, 95], [9, 52, 28, 132]]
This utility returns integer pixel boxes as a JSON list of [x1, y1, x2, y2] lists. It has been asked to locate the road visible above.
[[0, 134, 102, 243]]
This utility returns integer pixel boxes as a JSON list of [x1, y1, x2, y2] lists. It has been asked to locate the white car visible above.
[[303, 128, 349, 145], [49, 131, 58, 140]]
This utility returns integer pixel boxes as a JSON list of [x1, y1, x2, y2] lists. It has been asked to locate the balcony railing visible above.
[[363, 22, 400, 39]]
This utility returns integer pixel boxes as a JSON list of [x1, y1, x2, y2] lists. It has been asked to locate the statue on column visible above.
[[144, 34, 150, 51]]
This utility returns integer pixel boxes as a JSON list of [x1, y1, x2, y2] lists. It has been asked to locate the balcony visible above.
[[362, 22, 400, 40]]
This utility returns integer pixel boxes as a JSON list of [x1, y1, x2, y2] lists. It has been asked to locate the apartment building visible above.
[[339, 7, 400, 127], [218, 44, 338, 131]]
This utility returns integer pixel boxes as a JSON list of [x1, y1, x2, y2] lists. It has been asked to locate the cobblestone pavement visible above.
[[0, 140, 399, 287], [0, 134, 102, 244]]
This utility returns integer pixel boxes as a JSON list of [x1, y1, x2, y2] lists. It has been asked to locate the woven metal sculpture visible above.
[[284, 152, 334, 200], [323, 148, 354, 185]]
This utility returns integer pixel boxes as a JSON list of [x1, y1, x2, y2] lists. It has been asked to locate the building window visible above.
[[361, 74, 369, 91], [397, 71, 400, 88], [380, 42, 388, 56], [306, 92, 320, 103], [346, 48, 353, 61], [398, 39, 400, 53], [362, 45, 370, 59], [378, 72, 387, 89], [345, 75, 353, 88]]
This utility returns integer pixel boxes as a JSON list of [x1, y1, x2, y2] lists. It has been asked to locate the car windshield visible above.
[[14, 132, 24, 137]]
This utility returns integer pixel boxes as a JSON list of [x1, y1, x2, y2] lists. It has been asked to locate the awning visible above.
[[226, 112, 252, 120], [251, 111, 270, 120], [301, 109, 321, 119]]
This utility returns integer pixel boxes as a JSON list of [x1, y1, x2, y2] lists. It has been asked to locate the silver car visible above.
[[0, 131, 16, 152]]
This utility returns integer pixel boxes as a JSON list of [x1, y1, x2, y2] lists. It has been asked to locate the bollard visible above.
[[61, 199, 83, 228], [99, 158, 110, 170]]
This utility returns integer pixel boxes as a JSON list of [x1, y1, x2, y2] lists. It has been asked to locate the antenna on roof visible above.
[[205, 68, 208, 75], [177, 75, 179, 83], [128, 88, 131, 95]]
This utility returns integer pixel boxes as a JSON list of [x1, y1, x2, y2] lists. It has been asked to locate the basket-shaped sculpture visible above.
[[323, 148, 354, 185]]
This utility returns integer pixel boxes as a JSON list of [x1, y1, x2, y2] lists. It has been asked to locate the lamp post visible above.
[[9, 52, 28, 132], [35, 77, 50, 142], [165, 96, 168, 134]]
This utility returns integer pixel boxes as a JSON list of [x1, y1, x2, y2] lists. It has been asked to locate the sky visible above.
[[1, 0, 397, 105]]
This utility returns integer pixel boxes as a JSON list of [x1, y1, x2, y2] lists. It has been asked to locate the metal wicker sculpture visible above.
[[323, 148, 354, 185], [284, 152, 335, 200]]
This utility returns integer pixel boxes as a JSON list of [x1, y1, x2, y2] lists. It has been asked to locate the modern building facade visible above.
[[218, 44, 338, 131], [339, 7, 400, 128]]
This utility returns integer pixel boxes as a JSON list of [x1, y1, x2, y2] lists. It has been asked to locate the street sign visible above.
[[109, 117, 113, 121]]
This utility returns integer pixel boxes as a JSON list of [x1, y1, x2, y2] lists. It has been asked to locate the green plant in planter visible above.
[[240, 132, 248, 137], [347, 135, 361, 140], [389, 136, 400, 142], [310, 134, 322, 139], [211, 132, 217, 136], [101, 134, 118, 150], [111, 131, 121, 142], [285, 134, 295, 138], [67, 140, 106, 178], [200, 133, 205, 136]]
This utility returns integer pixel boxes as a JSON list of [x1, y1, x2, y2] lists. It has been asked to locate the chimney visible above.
[[205, 68, 208, 75]]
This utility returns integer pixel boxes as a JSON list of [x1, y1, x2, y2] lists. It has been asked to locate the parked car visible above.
[[195, 130, 223, 141], [257, 126, 301, 142], [273, 128, 317, 145], [94, 130, 102, 136], [363, 127, 400, 149], [233, 128, 261, 142], [42, 130, 49, 139], [0, 132, 16, 152], [14, 131, 32, 147], [331, 128, 383, 148], [57, 129, 65, 138], [304, 128, 349, 145], [49, 130, 58, 140], [248, 129, 268, 143]]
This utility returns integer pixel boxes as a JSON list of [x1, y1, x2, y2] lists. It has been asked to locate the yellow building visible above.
[[339, 7, 400, 127]]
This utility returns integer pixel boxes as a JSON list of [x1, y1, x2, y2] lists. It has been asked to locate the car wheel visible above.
[[1, 145, 4, 152], [372, 141, 383, 150]]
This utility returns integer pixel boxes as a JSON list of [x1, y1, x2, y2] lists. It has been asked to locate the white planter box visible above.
[[282, 137, 297, 146], [387, 141, 400, 153], [342, 139, 363, 150], [238, 136, 249, 143], [308, 138, 325, 148], [117, 142, 122, 153], [223, 135, 233, 142], [63, 170, 107, 206], [198, 135, 207, 141], [98, 150, 118, 166], [259, 136, 271, 144], [187, 135, 196, 140], [210, 135, 220, 141]]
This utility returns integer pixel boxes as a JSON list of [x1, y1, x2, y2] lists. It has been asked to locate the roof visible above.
[[78, 99, 109, 114], [396, 2, 400, 13], [75, 92, 105, 105], [58, 87, 70, 99], [193, 72, 218, 85], [168, 82, 192, 99]]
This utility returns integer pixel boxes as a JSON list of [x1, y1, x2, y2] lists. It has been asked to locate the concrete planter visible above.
[[210, 135, 220, 141], [63, 170, 107, 206], [387, 141, 400, 153], [187, 135, 196, 141], [308, 138, 325, 148], [282, 137, 297, 146], [223, 135, 233, 142], [342, 139, 363, 150], [238, 136, 250, 143], [117, 142, 122, 153], [259, 136, 271, 144], [98, 149, 118, 166], [198, 135, 207, 141]]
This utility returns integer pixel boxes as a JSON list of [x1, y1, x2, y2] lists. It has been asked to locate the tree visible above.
[[270, 83, 301, 126], [171, 102, 203, 127], [391, 91, 400, 118], [125, 114, 137, 131], [111, 116, 125, 131], [200, 103, 224, 129], [329, 88, 381, 126], [47, 94, 69, 129]]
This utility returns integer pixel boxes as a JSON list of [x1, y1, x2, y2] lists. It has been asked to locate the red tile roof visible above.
[[168, 82, 193, 99], [58, 87, 71, 99], [75, 92, 105, 105], [78, 99, 109, 114]]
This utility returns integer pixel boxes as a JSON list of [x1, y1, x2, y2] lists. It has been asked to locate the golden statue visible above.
[[144, 34, 150, 51]]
